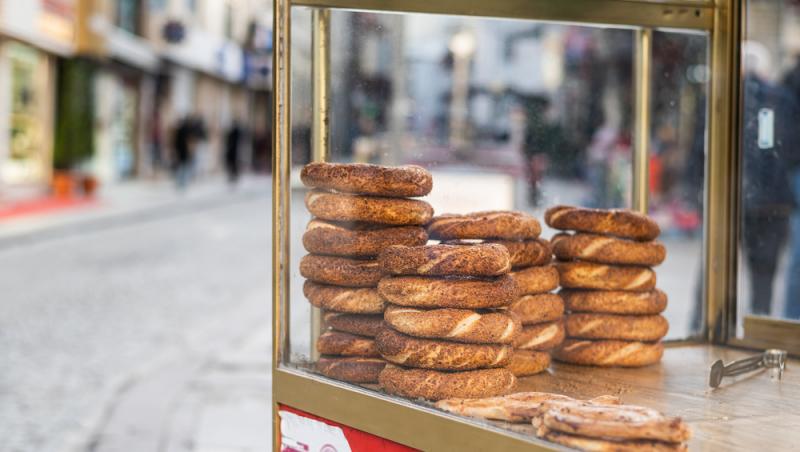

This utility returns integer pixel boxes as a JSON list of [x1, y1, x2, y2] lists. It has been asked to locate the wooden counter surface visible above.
[[508, 344, 799, 450]]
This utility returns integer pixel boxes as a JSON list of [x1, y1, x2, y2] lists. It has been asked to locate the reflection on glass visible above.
[[738, 0, 800, 329], [288, 10, 709, 361]]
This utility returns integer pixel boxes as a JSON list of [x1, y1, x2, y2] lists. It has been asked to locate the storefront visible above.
[[271, 0, 800, 450], [0, 0, 74, 192], [0, 41, 56, 186]]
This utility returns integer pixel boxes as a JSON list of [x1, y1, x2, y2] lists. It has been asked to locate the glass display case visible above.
[[272, 0, 800, 450]]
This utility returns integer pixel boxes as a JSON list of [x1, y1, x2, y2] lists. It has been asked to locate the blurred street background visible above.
[[2, 0, 800, 451]]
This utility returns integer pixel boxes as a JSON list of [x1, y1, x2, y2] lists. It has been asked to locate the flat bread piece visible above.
[[537, 426, 688, 452], [435, 392, 620, 423], [542, 400, 691, 443]]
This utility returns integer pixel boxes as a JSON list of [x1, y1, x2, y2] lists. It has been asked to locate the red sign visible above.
[[279, 405, 418, 452]]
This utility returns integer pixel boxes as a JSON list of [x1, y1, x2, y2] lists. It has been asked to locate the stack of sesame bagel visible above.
[[545, 205, 669, 367], [376, 242, 519, 401], [427, 211, 562, 377], [299, 162, 434, 383]]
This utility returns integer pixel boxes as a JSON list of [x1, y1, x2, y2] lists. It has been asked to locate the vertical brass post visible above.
[[272, 0, 292, 448], [705, 0, 742, 343], [633, 27, 652, 214], [310, 8, 331, 361]]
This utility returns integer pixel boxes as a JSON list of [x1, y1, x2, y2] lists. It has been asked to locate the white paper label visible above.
[[758, 107, 775, 149], [279, 410, 352, 452]]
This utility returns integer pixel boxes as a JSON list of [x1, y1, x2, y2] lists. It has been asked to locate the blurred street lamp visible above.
[[449, 30, 476, 158]]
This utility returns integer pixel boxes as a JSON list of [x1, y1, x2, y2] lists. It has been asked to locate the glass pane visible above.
[[650, 30, 708, 338], [737, 0, 800, 334], [285, 9, 709, 373]]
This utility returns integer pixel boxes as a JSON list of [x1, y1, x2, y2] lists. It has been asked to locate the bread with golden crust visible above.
[[379, 365, 517, 401], [383, 305, 520, 344], [545, 205, 660, 241], [377, 275, 518, 309], [541, 400, 691, 443], [554, 339, 664, 367], [316, 356, 387, 383], [506, 350, 551, 377], [556, 261, 656, 291], [509, 265, 559, 295], [375, 328, 512, 370], [379, 244, 512, 277], [323, 312, 384, 338], [301, 162, 432, 197], [552, 232, 666, 266], [561, 289, 667, 315], [489, 238, 552, 268], [508, 293, 564, 325], [304, 281, 385, 313], [305, 190, 434, 225], [565, 313, 668, 341], [316, 331, 379, 357], [514, 321, 566, 351], [435, 392, 620, 423], [300, 254, 382, 287], [302, 219, 427, 257], [537, 427, 687, 452], [427, 211, 541, 240]]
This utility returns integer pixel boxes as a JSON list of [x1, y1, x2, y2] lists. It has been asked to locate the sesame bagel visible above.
[[316, 356, 387, 383], [545, 205, 660, 241], [489, 238, 552, 268], [303, 281, 385, 314], [565, 313, 669, 341], [514, 321, 566, 351], [301, 162, 432, 197], [506, 350, 551, 377], [552, 232, 666, 266], [508, 293, 565, 325], [380, 244, 512, 277], [300, 255, 382, 287], [556, 261, 656, 291], [323, 312, 385, 338], [305, 190, 434, 226], [379, 365, 517, 401], [383, 305, 520, 344], [554, 339, 664, 367], [376, 328, 512, 370], [377, 275, 518, 309], [561, 289, 668, 315], [428, 211, 541, 240], [302, 219, 428, 257], [316, 331, 379, 357], [509, 265, 560, 295]]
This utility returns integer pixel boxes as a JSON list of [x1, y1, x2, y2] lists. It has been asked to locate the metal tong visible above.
[[709, 349, 787, 388]]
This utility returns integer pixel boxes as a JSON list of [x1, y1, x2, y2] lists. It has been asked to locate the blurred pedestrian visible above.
[[781, 56, 800, 319], [740, 42, 797, 316], [225, 121, 244, 185], [150, 108, 164, 174], [173, 117, 195, 190]]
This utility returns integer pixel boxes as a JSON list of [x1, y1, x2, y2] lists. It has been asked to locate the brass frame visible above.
[[293, 0, 714, 30], [271, 0, 755, 449], [632, 27, 653, 214], [309, 8, 331, 361], [703, 0, 740, 344], [272, 0, 291, 448]]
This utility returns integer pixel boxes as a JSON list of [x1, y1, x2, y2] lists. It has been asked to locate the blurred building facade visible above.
[[0, 0, 272, 197]]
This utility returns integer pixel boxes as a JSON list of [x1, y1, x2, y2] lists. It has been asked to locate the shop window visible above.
[[224, 0, 234, 40], [116, 0, 141, 35], [287, 9, 709, 360]]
